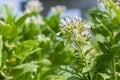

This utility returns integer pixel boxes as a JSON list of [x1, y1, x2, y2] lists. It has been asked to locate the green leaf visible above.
[[117, 72, 120, 80], [2, 4, 14, 23], [111, 17, 120, 30], [109, 0, 120, 23], [0, 35, 3, 68], [82, 59, 97, 73], [84, 48, 93, 56], [14, 62, 38, 73], [1, 51, 7, 69], [15, 40, 38, 59], [98, 42, 109, 54], [45, 15, 60, 32], [95, 34, 105, 43], [91, 26, 109, 37], [0, 20, 12, 36], [114, 32, 120, 43], [96, 73, 111, 80], [11, 62, 38, 80], [111, 43, 120, 57], [15, 13, 30, 26]]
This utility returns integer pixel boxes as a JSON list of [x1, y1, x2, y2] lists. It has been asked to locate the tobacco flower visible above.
[[50, 5, 66, 15], [114, 0, 120, 8], [98, 0, 120, 9], [25, 0, 43, 13], [26, 15, 44, 25], [60, 16, 91, 43]]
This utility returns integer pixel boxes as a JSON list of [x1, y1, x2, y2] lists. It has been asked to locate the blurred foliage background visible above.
[[2, 0, 120, 80]]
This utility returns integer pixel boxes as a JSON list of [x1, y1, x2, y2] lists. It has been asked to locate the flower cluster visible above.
[[60, 16, 91, 43], [25, 0, 44, 13], [114, 0, 120, 8], [98, 0, 120, 9], [26, 15, 44, 25], [98, 0, 105, 7], [50, 5, 66, 15]]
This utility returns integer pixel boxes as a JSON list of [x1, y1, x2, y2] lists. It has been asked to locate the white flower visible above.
[[82, 30, 91, 38], [60, 19, 67, 27], [26, 17, 31, 23], [65, 17, 72, 24], [26, 15, 44, 25], [60, 16, 91, 43], [73, 29, 80, 37], [50, 5, 66, 15], [98, 0, 120, 10], [98, 0, 104, 7], [32, 15, 44, 24], [84, 24, 90, 28], [25, 0, 43, 13], [60, 16, 76, 27], [114, 1, 120, 9]]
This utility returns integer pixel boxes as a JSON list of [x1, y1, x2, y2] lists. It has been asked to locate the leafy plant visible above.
[[58, 0, 120, 80], [1, 0, 120, 80], [0, 3, 73, 80]]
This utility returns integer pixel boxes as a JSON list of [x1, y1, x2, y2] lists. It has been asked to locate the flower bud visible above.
[[25, 0, 43, 13], [50, 5, 66, 15]]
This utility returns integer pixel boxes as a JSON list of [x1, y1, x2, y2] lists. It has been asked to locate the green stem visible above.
[[88, 72, 92, 80], [112, 56, 116, 80], [75, 41, 93, 80]]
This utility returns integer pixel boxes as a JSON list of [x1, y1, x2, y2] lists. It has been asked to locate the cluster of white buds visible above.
[[60, 16, 91, 43], [25, 0, 44, 13], [26, 15, 44, 25], [114, 0, 120, 8], [98, 0, 105, 6], [98, 0, 120, 9], [50, 5, 66, 15]]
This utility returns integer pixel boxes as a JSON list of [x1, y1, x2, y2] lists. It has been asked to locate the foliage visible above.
[[0, 4, 74, 80], [58, 0, 120, 80], [1, 0, 120, 80]]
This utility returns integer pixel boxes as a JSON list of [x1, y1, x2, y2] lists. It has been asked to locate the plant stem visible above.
[[89, 72, 92, 80], [112, 56, 116, 80], [75, 40, 93, 80]]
